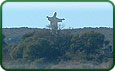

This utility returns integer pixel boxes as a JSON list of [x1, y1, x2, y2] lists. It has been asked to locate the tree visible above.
[[104, 40, 110, 46], [2, 34, 12, 62], [22, 32, 34, 40], [80, 31, 105, 54], [10, 30, 112, 65], [2, 34, 7, 47], [70, 34, 81, 52], [10, 42, 26, 59], [11, 31, 61, 62]]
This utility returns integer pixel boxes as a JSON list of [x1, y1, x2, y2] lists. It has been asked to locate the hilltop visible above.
[[2, 27, 113, 46]]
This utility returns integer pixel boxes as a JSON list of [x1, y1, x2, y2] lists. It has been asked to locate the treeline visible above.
[[2, 29, 113, 69], [2, 27, 113, 45]]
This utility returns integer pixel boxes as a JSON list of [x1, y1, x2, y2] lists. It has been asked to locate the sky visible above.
[[2, 2, 113, 28]]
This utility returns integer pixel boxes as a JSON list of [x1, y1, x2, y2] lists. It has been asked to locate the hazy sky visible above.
[[2, 2, 113, 28]]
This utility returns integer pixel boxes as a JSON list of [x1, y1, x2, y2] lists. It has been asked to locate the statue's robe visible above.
[[47, 16, 63, 31]]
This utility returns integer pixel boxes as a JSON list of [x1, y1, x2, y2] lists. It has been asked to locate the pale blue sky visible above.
[[2, 2, 113, 28]]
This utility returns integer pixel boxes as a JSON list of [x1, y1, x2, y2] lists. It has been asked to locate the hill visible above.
[[2, 27, 113, 69], [2, 27, 113, 46]]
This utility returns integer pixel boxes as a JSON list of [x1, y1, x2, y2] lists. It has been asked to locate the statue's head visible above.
[[53, 12, 57, 17]]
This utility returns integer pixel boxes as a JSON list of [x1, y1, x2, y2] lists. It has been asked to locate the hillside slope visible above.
[[2, 27, 113, 46]]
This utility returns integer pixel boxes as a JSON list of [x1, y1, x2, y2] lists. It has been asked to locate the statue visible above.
[[47, 12, 65, 34]]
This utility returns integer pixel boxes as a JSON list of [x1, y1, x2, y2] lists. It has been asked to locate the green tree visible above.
[[11, 31, 61, 62], [70, 34, 81, 52], [2, 34, 7, 47], [80, 31, 105, 54]]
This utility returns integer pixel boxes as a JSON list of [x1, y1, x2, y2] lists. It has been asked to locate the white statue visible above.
[[47, 12, 65, 34]]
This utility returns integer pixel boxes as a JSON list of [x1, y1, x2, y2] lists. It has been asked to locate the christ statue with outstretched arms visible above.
[[47, 12, 65, 34]]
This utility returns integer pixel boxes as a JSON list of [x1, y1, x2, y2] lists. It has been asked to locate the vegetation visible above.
[[2, 28, 113, 69]]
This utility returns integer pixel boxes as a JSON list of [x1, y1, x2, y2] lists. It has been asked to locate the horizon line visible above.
[[2, 27, 113, 29]]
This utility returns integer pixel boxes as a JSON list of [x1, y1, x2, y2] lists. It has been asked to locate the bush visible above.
[[10, 30, 112, 68]]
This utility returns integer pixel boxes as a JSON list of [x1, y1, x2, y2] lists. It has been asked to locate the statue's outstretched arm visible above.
[[47, 16, 52, 21], [57, 18, 65, 22], [61, 18, 65, 20]]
